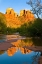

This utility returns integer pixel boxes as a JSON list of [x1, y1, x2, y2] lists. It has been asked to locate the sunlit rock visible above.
[[7, 47, 17, 56], [20, 10, 26, 16], [5, 8, 35, 28], [6, 8, 14, 15], [20, 47, 32, 54], [5, 8, 21, 28]]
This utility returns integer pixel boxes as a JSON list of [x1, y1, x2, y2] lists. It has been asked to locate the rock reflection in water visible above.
[[11, 39, 34, 47], [20, 47, 32, 54], [0, 39, 33, 56], [0, 38, 41, 56], [7, 39, 33, 56], [7, 47, 18, 56], [0, 50, 5, 55], [7, 47, 32, 56]]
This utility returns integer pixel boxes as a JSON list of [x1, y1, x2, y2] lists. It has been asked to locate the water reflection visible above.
[[0, 38, 42, 56], [8, 39, 33, 56], [0, 50, 5, 55], [32, 38, 42, 46], [0, 36, 41, 64], [0, 35, 6, 42], [11, 39, 34, 47], [5, 38, 42, 56], [7, 47, 32, 56], [31, 52, 40, 64], [7, 47, 18, 56], [0, 39, 34, 56]]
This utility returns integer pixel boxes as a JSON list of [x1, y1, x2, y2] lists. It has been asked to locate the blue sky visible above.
[[0, 0, 31, 13]]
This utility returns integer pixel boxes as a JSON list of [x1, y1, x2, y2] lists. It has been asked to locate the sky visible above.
[[0, 0, 31, 14]]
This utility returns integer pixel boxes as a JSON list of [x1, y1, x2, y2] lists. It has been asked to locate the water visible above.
[[0, 35, 6, 43], [0, 51, 41, 64], [0, 35, 41, 64]]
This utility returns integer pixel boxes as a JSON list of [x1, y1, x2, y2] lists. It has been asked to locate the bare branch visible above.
[[27, 0, 42, 18]]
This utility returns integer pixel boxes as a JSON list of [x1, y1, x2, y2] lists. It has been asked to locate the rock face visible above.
[[20, 10, 26, 16], [20, 10, 34, 21], [5, 8, 35, 28], [6, 8, 17, 17], [5, 8, 21, 28]]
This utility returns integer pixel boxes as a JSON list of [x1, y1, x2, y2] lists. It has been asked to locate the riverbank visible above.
[[0, 42, 13, 50], [38, 56, 42, 64]]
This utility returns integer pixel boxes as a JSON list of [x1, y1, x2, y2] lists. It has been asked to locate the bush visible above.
[[7, 27, 17, 34], [18, 18, 42, 37], [28, 18, 42, 37], [0, 12, 7, 34], [17, 23, 28, 36]]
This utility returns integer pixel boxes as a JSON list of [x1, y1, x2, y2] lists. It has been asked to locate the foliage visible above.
[[7, 27, 17, 34], [17, 23, 28, 36], [28, 18, 42, 37], [0, 12, 42, 37], [0, 12, 7, 34], [17, 18, 42, 37], [0, 12, 17, 34]]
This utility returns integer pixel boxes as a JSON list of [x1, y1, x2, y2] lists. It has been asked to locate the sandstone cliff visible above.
[[5, 8, 35, 28]]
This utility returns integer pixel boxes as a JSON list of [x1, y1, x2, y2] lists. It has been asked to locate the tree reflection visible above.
[[20, 39, 34, 47], [0, 50, 5, 55], [32, 38, 42, 46], [31, 52, 40, 64], [0, 38, 41, 56], [40, 52, 42, 56]]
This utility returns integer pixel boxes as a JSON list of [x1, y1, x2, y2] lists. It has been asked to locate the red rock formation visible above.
[[5, 8, 35, 28]]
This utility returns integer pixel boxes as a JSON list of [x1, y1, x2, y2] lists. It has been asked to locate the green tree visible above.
[[0, 12, 7, 34], [17, 23, 28, 36], [18, 19, 42, 37], [7, 27, 17, 34], [28, 19, 42, 37]]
